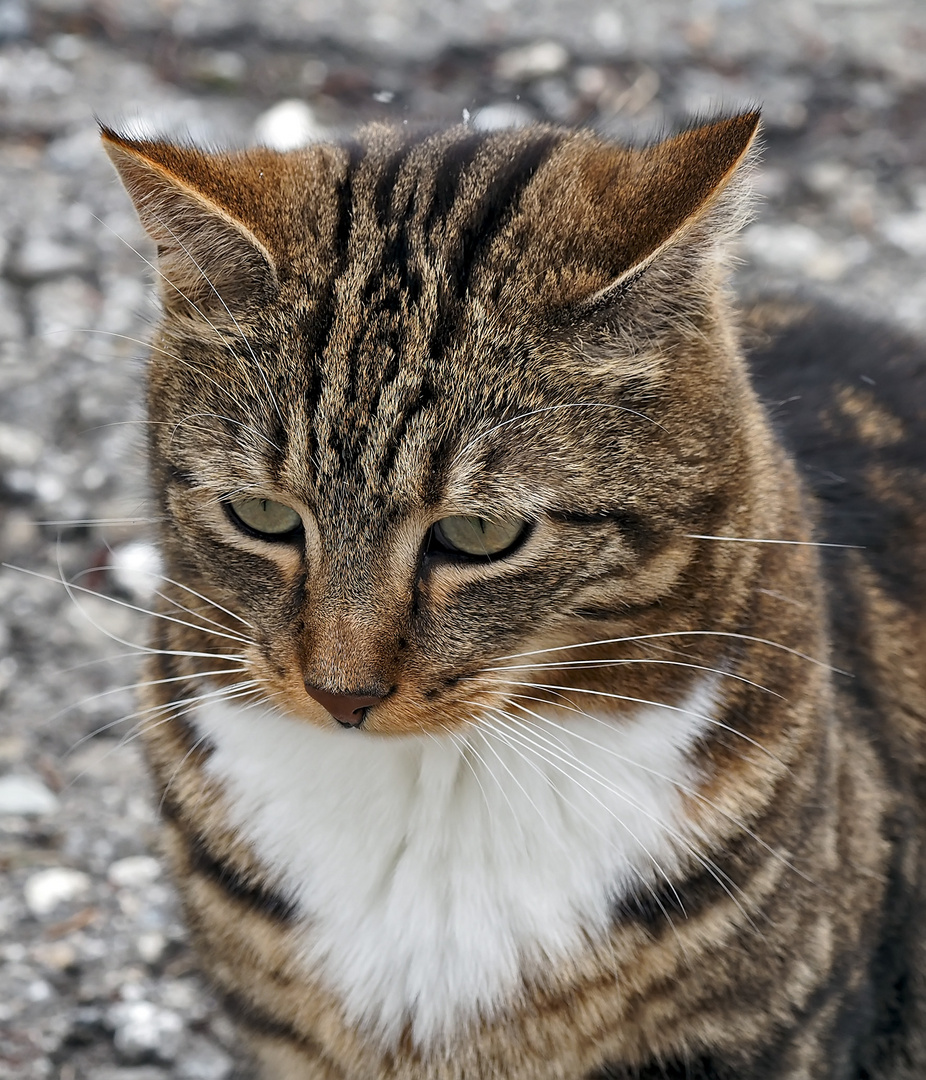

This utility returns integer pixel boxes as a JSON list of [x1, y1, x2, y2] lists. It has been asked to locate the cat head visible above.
[[104, 114, 768, 737]]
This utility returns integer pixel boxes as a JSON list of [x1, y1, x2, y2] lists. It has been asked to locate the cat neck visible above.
[[193, 678, 717, 1048]]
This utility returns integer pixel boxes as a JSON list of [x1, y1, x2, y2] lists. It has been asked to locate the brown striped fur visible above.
[[102, 115, 926, 1078]]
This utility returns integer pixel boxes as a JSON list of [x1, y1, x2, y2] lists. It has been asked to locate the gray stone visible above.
[[0, 774, 59, 816], [12, 235, 85, 281], [108, 855, 162, 889], [176, 1034, 235, 1080], [24, 867, 91, 917], [108, 1000, 185, 1064]]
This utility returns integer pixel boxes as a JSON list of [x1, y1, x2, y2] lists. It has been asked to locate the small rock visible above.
[[254, 99, 321, 150], [108, 856, 162, 890], [108, 1000, 185, 1064], [176, 1034, 234, 1080], [0, 422, 44, 468], [24, 868, 91, 917], [26, 978, 53, 1002], [495, 41, 570, 82], [12, 236, 85, 281], [107, 542, 163, 604], [137, 931, 167, 964], [883, 211, 926, 258], [32, 940, 77, 971], [471, 102, 536, 131], [0, 0, 30, 41], [0, 774, 59, 816]]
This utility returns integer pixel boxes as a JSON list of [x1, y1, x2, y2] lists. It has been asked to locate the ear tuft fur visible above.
[[101, 127, 279, 323]]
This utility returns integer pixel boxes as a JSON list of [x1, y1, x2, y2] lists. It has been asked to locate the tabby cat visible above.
[[101, 112, 926, 1079]]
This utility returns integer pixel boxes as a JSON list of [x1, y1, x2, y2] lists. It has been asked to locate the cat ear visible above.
[[101, 127, 279, 322], [526, 111, 761, 307]]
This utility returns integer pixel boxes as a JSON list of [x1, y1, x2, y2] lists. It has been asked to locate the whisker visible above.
[[480, 711, 689, 926], [488, 709, 760, 934], [500, 679, 781, 763], [34, 516, 160, 527], [65, 681, 260, 787], [66, 679, 260, 756], [46, 666, 250, 730], [496, 630, 843, 675], [508, 696, 808, 884], [485, 658, 782, 698], [686, 533, 864, 550], [5, 563, 251, 655]]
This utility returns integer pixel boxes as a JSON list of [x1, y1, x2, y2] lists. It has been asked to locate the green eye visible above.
[[430, 515, 529, 559], [227, 497, 302, 539]]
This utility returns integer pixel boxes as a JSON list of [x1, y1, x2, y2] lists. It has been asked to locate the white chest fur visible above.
[[194, 683, 714, 1048]]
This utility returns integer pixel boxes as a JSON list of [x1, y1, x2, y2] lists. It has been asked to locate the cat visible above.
[[100, 112, 926, 1079]]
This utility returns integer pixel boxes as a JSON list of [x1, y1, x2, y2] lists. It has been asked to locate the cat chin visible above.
[[193, 678, 716, 1048]]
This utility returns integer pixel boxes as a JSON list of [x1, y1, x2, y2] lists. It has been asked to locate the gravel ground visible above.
[[2, 2, 926, 1077]]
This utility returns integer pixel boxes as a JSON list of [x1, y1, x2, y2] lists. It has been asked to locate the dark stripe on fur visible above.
[[221, 986, 320, 1052], [450, 132, 563, 297], [161, 797, 296, 923]]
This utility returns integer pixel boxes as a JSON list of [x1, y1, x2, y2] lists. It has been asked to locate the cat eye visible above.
[[428, 515, 529, 561], [226, 497, 303, 540]]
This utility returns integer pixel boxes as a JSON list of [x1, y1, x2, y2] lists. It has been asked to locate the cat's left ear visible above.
[[525, 111, 761, 308], [101, 127, 279, 322]]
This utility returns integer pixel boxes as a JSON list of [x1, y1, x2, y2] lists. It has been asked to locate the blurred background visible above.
[[1, 1, 926, 1076]]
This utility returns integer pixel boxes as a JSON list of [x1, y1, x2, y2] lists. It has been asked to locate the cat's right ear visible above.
[[101, 127, 279, 323]]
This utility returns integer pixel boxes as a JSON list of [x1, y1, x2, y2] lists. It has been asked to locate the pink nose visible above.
[[304, 683, 385, 728]]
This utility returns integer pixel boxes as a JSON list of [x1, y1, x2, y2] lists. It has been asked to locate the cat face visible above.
[[106, 117, 764, 736]]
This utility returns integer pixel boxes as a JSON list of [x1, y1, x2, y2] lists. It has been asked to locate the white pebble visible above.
[[471, 102, 535, 131], [108, 1000, 185, 1063], [495, 41, 570, 81], [254, 99, 321, 151], [0, 775, 59, 816], [24, 868, 91, 917], [107, 541, 162, 604], [108, 855, 161, 890], [13, 236, 85, 281]]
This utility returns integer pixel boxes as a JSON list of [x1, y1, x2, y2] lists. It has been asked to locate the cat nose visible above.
[[303, 682, 385, 728]]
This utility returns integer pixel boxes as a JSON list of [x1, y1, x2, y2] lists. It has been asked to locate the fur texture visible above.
[[101, 115, 926, 1079]]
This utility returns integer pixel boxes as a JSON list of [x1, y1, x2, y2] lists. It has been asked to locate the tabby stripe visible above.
[[377, 379, 435, 481], [450, 132, 564, 296], [164, 461, 196, 488], [220, 986, 321, 1053], [162, 797, 296, 923], [422, 132, 485, 246]]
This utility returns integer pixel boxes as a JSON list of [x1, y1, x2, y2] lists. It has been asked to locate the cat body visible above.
[[102, 115, 926, 1078]]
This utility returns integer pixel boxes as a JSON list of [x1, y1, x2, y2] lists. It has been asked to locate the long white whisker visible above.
[[508, 696, 808, 885], [496, 630, 842, 674], [66, 679, 260, 756], [490, 709, 758, 932], [481, 711, 688, 925], [485, 658, 782, 698], [502, 680, 780, 763], [686, 533, 864, 550], [6, 563, 250, 655], [47, 666, 250, 729]]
